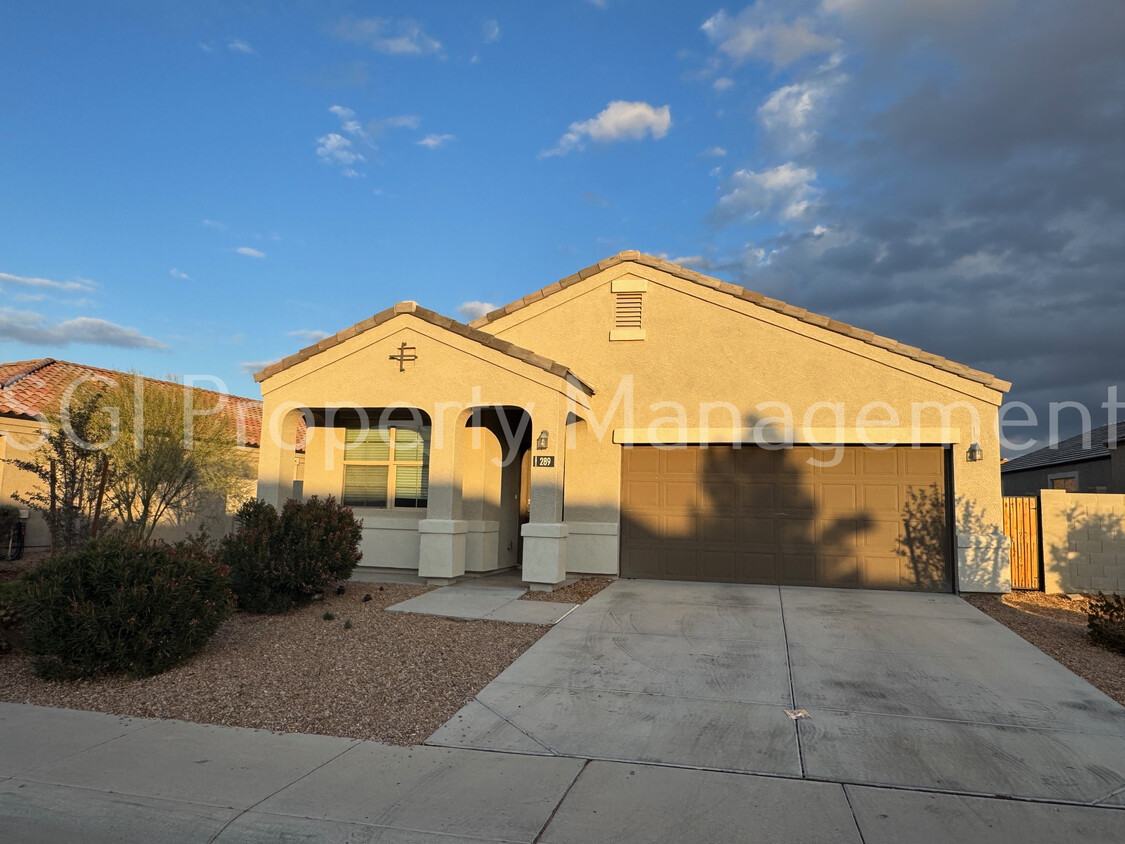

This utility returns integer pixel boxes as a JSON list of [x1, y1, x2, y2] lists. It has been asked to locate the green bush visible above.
[[18, 538, 233, 680], [1087, 592, 1125, 654], [223, 496, 362, 614]]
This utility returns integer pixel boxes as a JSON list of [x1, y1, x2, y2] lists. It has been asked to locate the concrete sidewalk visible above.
[[2, 702, 1124, 842]]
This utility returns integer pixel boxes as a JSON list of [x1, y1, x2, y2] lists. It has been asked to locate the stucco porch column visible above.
[[521, 405, 570, 590], [256, 400, 304, 508], [418, 420, 467, 585]]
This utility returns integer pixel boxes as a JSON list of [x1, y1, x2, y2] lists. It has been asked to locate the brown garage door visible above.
[[619, 445, 951, 592]]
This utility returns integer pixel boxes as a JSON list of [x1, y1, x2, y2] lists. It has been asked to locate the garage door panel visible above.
[[663, 448, 698, 474], [906, 448, 943, 476], [819, 555, 860, 586], [624, 447, 661, 474], [664, 482, 698, 509], [821, 484, 858, 512], [620, 444, 950, 592], [860, 449, 900, 475], [862, 484, 900, 513], [625, 480, 661, 509]]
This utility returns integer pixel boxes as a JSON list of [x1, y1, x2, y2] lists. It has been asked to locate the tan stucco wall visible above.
[[483, 262, 1010, 590], [257, 315, 578, 579], [255, 259, 1010, 590], [1, 415, 257, 553], [1041, 490, 1125, 594]]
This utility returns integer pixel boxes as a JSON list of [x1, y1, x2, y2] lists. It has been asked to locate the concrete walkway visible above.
[[2, 701, 1124, 842], [387, 583, 578, 625]]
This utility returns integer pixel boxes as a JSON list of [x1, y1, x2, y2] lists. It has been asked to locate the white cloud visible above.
[[702, 146, 727, 157], [713, 77, 734, 91], [701, 9, 836, 68], [235, 247, 266, 258], [712, 162, 821, 224], [375, 114, 421, 132], [0, 308, 166, 349], [417, 133, 454, 149], [239, 359, 279, 375], [331, 17, 442, 56], [202, 219, 225, 230], [541, 101, 672, 157], [227, 38, 254, 54], [0, 271, 96, 293], [457, 301, 496, 320], [316, 132, 364, 167], [288, 328, 331, 343], [670, 255, 707, 268], [170, 268, 191, 280], [198, 42, 215, 53], [482, 19, 500, 43]]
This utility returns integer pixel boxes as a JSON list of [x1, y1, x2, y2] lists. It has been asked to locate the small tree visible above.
[[5, 388, 112, 552], [101, 374, 252, 542]]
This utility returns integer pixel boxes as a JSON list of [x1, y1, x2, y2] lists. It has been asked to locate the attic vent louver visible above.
[[610, 277, 647, 341]]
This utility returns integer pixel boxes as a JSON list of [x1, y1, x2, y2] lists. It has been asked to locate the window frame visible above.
[[1047, 470, 1078, 492], [342, 425, 430, 510]]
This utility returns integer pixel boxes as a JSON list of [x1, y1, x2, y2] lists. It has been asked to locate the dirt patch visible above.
[[520, 577, 615, 604], [0, 583, 546, 745], [964, 592, 1125, 706]]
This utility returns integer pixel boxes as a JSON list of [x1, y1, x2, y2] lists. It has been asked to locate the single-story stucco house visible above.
[[1001, 424, 1123, 495], [255, 252, 1012, 593], [0, 358, 265, 553]]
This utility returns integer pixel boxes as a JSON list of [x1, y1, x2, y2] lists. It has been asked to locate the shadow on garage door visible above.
[[619, 444, 953, 592]]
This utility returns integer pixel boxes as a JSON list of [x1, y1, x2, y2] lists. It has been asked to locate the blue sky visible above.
[[1, 1, 1122, 440]]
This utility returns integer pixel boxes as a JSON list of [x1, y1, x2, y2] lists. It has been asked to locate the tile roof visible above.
[[469, 251, 1011, 392], [0, 358, 267, 448], [254, 301, 595, 394], [1001, 424, 1117, 473]]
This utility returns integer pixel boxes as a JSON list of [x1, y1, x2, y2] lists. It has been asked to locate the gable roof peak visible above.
[[470, 251, 1010, 393]]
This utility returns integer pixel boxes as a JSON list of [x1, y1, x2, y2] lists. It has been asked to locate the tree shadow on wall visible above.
[[897, 485, 1008, 593], [1044, 504, 1125, 595]]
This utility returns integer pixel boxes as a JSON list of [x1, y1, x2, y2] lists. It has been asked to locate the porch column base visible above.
[[418, 519, 468, 582], [521, 522, 568, 587]]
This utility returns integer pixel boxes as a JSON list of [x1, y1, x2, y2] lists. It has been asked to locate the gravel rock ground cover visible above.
[[0, 584, 546, 744], [964, 591, 1125, 706], [519, 577, 615, 604]]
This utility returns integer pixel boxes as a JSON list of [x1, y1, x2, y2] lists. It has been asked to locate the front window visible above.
[[342, 426, 430, 508]]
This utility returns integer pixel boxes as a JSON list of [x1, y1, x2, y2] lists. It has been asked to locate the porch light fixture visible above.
[[537, 430, 549, 450], [966, 442, 983, 462]]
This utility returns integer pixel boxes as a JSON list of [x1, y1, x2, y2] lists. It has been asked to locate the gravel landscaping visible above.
[[0, 583, 547, 744], [520, 576, 615, 604], [964, 591, 1125, 706]]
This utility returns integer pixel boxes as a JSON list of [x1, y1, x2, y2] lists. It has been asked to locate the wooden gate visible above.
[[1003, 497, 1041, 590]]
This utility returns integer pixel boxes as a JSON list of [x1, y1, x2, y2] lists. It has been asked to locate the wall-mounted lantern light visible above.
[[536, 430, 549, 451], [966, 442, 983, 462]]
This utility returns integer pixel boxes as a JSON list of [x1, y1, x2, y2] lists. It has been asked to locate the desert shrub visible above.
[[1087, 592, 1125, 654], [18, 537, 233, 680], [0, 579, 24, 656], [223, 496, 362, 614]]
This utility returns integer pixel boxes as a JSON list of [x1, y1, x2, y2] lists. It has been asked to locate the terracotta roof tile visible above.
[[468, 252, 1010, 391], [0, 358, 269, 447]]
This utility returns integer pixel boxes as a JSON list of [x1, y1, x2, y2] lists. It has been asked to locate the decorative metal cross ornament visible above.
[[389, 341, 417, 372]]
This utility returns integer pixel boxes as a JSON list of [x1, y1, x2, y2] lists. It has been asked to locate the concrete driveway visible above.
[[428, 580, 1125, 805]]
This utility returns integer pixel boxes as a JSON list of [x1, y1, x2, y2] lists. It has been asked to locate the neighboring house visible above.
[[255, 252, 1012, 593], [0, 358, 265, 554], [1001, 425, 1123, 496]]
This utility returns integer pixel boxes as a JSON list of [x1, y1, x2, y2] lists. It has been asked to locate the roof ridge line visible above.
[[255, 302, 595, 395], [469, 251, 1010, 393], [1, 358, 56, 389]]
